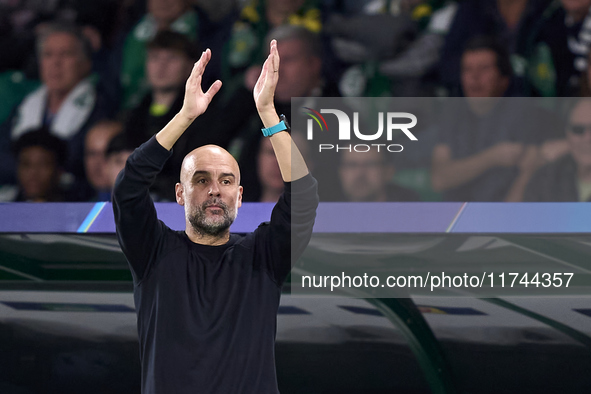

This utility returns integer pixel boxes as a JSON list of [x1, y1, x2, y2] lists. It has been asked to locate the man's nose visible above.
[[208, 183, 221, 196]]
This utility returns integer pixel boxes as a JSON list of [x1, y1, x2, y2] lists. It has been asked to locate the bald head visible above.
[[180, 145, 241, 185]]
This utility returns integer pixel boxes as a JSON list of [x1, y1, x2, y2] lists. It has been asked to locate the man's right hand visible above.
[[179, 49, 222, 122]]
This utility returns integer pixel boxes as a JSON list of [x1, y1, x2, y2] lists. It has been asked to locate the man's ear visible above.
[[175, 183, 185, 206], [237, 185, 243, 208]]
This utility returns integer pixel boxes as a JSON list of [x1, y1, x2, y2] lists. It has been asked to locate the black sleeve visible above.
[[112, 136, 173, 284], [256, 173, 319, 286]]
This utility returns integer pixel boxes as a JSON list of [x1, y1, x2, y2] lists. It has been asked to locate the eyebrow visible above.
[[191, 171, 236, 180]]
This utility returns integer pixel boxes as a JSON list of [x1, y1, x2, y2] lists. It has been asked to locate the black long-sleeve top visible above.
[[112, 136, 319, 394]]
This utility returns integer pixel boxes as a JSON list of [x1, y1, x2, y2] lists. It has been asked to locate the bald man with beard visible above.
[[112, 41, 318, 394]]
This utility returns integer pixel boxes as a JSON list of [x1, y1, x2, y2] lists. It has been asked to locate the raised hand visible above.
[[180, 49, 222, 121], [155, 49, 222, 151], [253, 39, 280, 115]]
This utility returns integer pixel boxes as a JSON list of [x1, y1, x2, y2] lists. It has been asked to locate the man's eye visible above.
[[197, 179, 206, 184], [222, 180, 231, 185]]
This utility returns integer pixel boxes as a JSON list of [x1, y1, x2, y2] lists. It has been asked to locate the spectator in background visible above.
[[255, 136, 285, 202], [125, 30, 238, 201], [193, 0, 239, 23], [501, 0, 591, 164], [431, 37, 550, 201], [439, 0, 554, 96], [499, 0, 591, 167], [125, 31, 198, 141], [580, 47, 591, 96], [0, 128, 67, 202], [0, 70, 39, 185], [231, 24, 331, 143], [525, 0, 591, 96], [104, 133, 139, 197], [0, 23, 113, 198], [221, 0, 322, 101], [229, 25, 334, 198], [559, 0, 591, 92], [338, 149, 419, 202], [0, 0, 63, 74], [377, 0, 458, 96], [459, 36, 513, 98], [263, 25, 331, 115], [84, 120, 123, 201], [121, 0, 199, 109], [0, 71, 40, 127], [240, 131, 310, 202], [0, 1, 130, 115], [525, 99, 591, 201], [328, 0, 456, 97]]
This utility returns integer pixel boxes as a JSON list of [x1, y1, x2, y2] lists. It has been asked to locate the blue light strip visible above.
[[77, 202, 106, 233]]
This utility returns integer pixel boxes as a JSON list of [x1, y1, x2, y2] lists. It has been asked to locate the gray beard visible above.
[[188, 199, 236, 237]]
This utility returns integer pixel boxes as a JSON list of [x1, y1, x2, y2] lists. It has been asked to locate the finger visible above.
[[262, 54, 271, 81], [204, 80, 222, 101], [187, 66, 202, 90], [253, 58, 266, 93], [202, 48, 212, 68], [186, 62, 200, 91], [254, 70, 264, 94], [256, 54, 271, 91], [195, 49, 211, 77], [270, 39, 279, 76], [188, 61, 200, 83], [187, 51, 205, 84]]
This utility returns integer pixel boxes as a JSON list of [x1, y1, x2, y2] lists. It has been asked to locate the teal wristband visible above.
[[261, 120, 287, 137]]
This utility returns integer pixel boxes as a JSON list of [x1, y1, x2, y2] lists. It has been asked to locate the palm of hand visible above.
[[184, 79, 210, 119], [181, 49, 222, 120], [253, 40, 280, 111]]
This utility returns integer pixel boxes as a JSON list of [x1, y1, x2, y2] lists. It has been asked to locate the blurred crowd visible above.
[[1, 0, 591, 203]]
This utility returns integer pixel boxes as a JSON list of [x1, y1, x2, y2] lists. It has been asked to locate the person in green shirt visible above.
[[221, 0, 321, 102], [120, 0, 198, 109]]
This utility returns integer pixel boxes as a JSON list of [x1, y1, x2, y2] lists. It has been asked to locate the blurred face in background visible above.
[[257, 137, 284, 198], [106, 151, 133, 189], [40, 32, 91, 95], [256, 132, 311, 201], [567, 100, 591, 171], [275, 38, 321, 103], [17, 146, 61, 201], [146, 48, 193, 92], [267, 0, 306, 14], [560, 0, 591, 22], [339, 150, 393, 202], [84, 122, 122, 191], [461, 49, 508, 98], [149, 0, 189, 27]]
